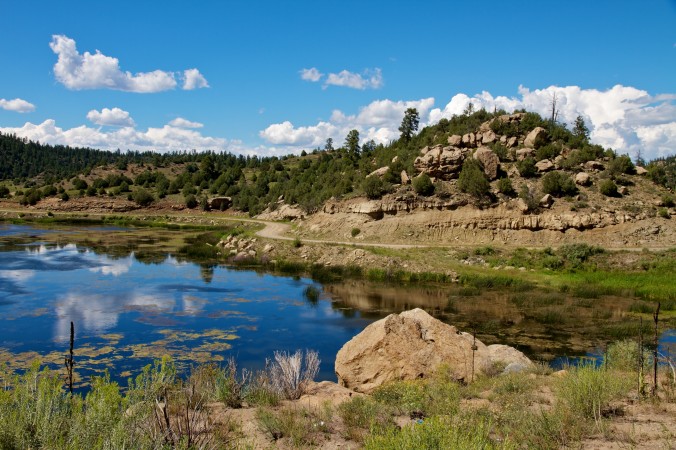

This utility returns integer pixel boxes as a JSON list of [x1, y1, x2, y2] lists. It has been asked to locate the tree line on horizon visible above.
[[0, 107, 674, 214]]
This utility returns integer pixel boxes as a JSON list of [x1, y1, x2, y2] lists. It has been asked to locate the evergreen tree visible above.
[[398, 108, 420, 142], [344, 130, 360, 157]]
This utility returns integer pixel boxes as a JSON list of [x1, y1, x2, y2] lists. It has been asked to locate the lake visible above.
[[0, 223, 673, 389]]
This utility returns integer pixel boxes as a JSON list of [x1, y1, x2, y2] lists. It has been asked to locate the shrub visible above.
[[541, 171, 578, 197], [132, 188, 155, 206], [0, 186, 9, 198], [658, 208, 670, 219], [72, 178, 88, 190], [184, 194, 198, 209], [413, 173, 434, 196], [554, 363, 632, 423], [266, 350, 319, 400], [518, 185, 540, 212], [599, 179, 618, 197], [363, 176, 386, 199], [517, 156, 538, 178], [41, 185, 57, 197], [661, 194, 675, 207], [60, 192, 70, 201], [458, 158, 490, 199], [607, 155, 635, 175], [497, 177, 515, 196], [364, 415, 505, 450], [216, 357, 248, 408], [535, 142, 562, 161], [86, 186, 97, 196], [292, 237, 302, 248], [351, 227, 361, 237]]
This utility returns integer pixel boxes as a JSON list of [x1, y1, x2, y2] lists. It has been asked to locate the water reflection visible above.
[[54, 291, 177, 342]]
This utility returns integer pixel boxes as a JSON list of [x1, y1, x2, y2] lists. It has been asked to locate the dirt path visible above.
[[253, 220, 422, 249]]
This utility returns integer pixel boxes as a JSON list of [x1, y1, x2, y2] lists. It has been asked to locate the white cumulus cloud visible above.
[[0, 118, 231, 154], [428, 84, 676, 160], [260, 97, 434, 147], [182, 68, 209, 90], [300, 67, 323, 82], [86, 107, 135, 127], [49, 35, 207, 93], [324, 68, 383, 90], [0, 98, 36, 113], [168, 117, 204, 128]]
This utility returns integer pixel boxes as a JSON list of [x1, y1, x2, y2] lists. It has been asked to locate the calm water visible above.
[[0, 224, 673, 388]]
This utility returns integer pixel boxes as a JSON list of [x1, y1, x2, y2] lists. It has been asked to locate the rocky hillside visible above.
[[289, 113, 675, 248]]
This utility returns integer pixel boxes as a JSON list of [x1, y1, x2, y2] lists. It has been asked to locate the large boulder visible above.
[[524, 127, 548, 148], [208, 196, 232, 210], [473, 147, 500, 180], [335, 308, 531, 393], [414, 145, 468, 180], [480, 130, 497, 145], [447, 135, 462, 146], [368, 166, 390, 178], [575, 172, 591, 186], [516, 148, 534, 161], [535, 159, 555, 172]]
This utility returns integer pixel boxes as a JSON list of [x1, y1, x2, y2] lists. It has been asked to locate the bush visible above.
[[497, 177, 515, 196], [72, 178, 88, 190], [266, 350, 319, 400], [184, 194, 197, 209], [60, 192, 70, 201], [351, 227, 361, 237], [554, 363, 632, 423], [661, 194, 675, 207], [658, 208, 670, 219], [413, 173, 434, 196], [599, 179, 619, 197], [517, 156, 538, 178], [458, 158, 490, 199], [132, 188, 155, 206], [363, 176, 386, 199], [541, 171, 578, 197], [607, 155, 635, 175], [86, 186, 97, 196], [0, 186, 9, 198], [518, 185, 540, 212]]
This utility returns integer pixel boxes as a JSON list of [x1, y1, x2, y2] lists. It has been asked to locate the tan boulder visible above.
[[481, 130, 497, 144], [506, 136, 518, 148], [516, 148, 534, 161], [584, 160, 605, 171], [473, 147, 500, 180], [368, 166, 390, 178], [447, 134, 462, 146], [486, 344, 533, 369], [524, 127, 548, 148], [635, 166, 648, 175], [400, 170, 411, 185], [535, 159, 555, 172], [575, 172, 591, 186], [462, 132, 476, 147], [334, 308, 531, 393]]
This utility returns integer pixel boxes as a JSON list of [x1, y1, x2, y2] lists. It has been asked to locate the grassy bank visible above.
[[0, 340, 673, 449]]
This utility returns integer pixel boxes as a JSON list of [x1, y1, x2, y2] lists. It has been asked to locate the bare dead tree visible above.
[[652, 303, 661, 396], [64, 321, 74, 394]]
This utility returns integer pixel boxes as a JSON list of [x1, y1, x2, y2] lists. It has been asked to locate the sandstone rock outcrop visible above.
[[335, 308, 531, 393], [524, 127, 548, 148], [208, 196, 232, 210], [473, 147, 500, 180], [447, 135, 462, 146], [414, 145, 469, 180]]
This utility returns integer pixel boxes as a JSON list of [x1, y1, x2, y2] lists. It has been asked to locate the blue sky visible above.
[[1, 0, 674, 159]]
